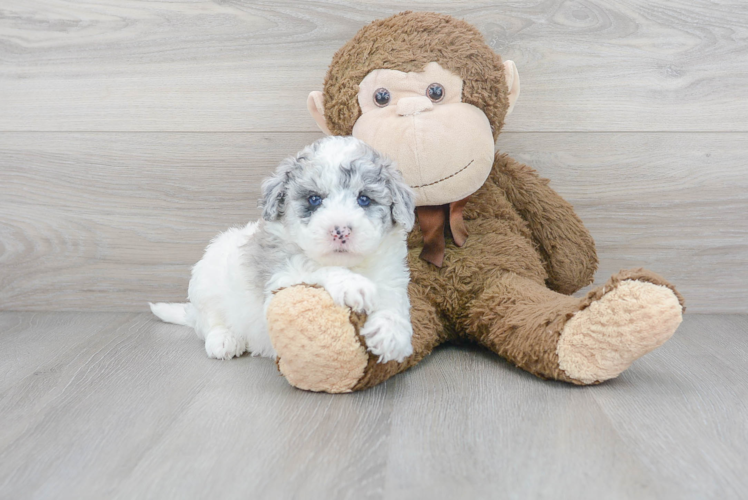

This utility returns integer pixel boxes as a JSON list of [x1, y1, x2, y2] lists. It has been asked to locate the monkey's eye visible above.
[[373, 88, 391, 107], [357, 194, 371, 207], [427, 83, 445, 102], [308, 194, 322, 207]]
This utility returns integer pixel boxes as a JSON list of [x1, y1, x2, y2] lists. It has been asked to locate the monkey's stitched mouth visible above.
[[411, 159, 474, 189]]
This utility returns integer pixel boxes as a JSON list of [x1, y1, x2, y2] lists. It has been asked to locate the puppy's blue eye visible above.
[[308, 195, 322, 207], [357, 195, 371, 207]]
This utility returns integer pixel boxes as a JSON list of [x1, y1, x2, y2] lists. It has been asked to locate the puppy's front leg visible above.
[[360, 284, 414, 363], [308, 267, 377, 314], [264, 260, 376, 315]]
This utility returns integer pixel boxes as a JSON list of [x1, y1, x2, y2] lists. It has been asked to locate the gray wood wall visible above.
[[1, 1, 746, 313]]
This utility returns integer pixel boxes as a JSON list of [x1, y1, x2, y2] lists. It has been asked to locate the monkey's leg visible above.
[[266, 283, 446, 393], [465, 269, 685, 384]]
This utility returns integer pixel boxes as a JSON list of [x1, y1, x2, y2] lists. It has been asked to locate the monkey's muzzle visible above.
[[352, 101, 495, 206]]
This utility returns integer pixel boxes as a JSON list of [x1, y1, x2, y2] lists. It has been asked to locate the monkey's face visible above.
[[350, 62, 496, 206]]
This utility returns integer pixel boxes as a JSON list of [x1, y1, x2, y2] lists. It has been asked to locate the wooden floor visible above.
[[0, 312, 745, 499]]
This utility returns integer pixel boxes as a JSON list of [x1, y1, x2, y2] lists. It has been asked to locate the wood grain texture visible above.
[[0, 312, 746, 499], [1, 0, 747, 132], [2, 132, 745, 312], [1, 2, 745, 498], [0, 132, 321, 310]]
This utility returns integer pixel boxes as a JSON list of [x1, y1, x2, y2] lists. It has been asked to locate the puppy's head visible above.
[[261, 136, 415, 267]]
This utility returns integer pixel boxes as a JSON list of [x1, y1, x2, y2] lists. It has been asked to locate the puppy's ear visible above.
[[260, 157, 301, 221], [383, 161, 416, 232]]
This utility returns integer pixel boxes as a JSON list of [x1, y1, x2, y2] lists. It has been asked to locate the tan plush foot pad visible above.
[[557, 280, 683, 384], [266, 285, 368, 393]]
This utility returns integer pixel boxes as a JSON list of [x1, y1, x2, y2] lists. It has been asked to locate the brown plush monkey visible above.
[[266, 11, 685, 392]]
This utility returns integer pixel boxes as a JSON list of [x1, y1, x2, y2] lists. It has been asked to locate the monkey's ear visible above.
[[307, 91, 332, 135], [503, 60, 521, 116]]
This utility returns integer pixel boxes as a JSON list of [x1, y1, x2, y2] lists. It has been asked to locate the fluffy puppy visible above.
[[150, 136, 416, 363]]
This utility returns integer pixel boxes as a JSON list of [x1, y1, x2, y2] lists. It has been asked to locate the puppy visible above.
[[150, 136, 416, 363]]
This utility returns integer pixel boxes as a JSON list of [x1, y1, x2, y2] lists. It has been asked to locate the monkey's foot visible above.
[[557, 279, 683, 384], [266, 285, 368, 393]]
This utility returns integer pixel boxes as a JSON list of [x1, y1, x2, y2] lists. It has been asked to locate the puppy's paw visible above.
[[360, 310, 414, 363], [325, 274, 377, 314], [205, 327, 243, 360]]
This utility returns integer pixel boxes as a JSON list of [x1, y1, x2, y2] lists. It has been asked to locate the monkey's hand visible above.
[[491, 153, 598, 295]]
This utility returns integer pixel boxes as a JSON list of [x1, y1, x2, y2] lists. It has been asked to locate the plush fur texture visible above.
[[557, 280, 684, 384], [265, 12, 686, 392], [151, 136, 417, 364], [267, 286, 370, 393], [323, 11, 509, 141]]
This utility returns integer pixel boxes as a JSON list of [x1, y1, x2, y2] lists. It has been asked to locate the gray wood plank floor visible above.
[[0, 312, 745, 499]]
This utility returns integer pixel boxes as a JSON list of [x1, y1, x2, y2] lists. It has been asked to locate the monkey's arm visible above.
[[490, 153, 598, 295]]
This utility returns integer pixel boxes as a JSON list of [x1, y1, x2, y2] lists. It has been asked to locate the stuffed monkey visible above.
[[265, 12, 685, 392]]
